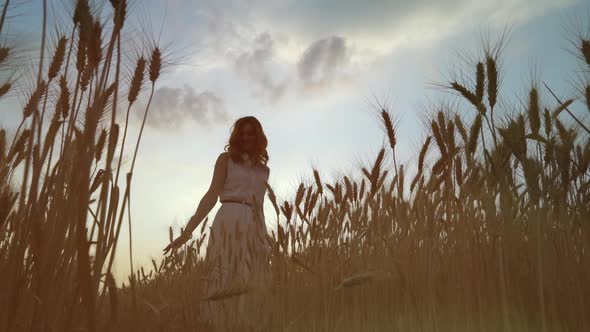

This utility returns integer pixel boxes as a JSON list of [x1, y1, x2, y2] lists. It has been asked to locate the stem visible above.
[[63, 68, 82, 153], [95, 32, 122, 287], [130, 83, 155, 172], [484, 114, 498, 148], [63, 25, 76, 79], [113, 102, 131, 194], [127, 179, 137, 315], [0, 0, 9, 35], [19, 0, 47, 210], [97, 34, 122, 284], [36, 0, 46, 86], [101, 83, 156, 298], [37, 80, 51, 154]]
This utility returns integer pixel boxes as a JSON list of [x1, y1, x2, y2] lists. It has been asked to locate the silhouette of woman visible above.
[[163, 116, 272, 331]]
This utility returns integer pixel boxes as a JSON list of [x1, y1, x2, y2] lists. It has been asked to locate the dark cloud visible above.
[[232, 33, 353, 101], [297, 36, 350, 87], [234, 32, 288, 103], [140, 85, 229, 130], [297, 36, 350, 93], [251, 0, 561, 45], [261, 0, 429, 40], [191, 0, 571, 59]]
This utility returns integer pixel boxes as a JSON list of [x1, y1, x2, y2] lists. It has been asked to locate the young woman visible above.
[[163, 116, 272, 330]]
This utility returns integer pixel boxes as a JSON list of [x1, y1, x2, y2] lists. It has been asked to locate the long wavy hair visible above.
[[224, 116, 269, 168]]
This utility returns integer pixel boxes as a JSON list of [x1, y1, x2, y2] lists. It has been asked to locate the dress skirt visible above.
[[200, 202, 272, 331]]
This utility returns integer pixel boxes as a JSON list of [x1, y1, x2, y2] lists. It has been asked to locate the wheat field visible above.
[[0, 1, 589, 331]]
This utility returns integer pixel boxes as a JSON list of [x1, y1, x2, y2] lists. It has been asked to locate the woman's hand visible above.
[[163, 232, 191, 255]]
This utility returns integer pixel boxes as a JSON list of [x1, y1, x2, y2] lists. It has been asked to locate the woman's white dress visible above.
[[201, 154, 272, 330]]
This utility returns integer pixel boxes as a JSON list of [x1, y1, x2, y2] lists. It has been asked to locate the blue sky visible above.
[[1, 0, 588, 283]]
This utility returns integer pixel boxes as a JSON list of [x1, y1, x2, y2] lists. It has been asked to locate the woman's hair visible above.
[[224, 116, 269, 168]]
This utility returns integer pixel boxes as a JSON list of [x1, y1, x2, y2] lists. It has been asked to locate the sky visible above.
[[0, 0, 588, 284]]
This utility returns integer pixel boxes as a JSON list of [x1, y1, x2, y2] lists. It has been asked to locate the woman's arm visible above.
[[254, 167, 270, 218], [163, 152, 228, 253], [184, 152, 229, 235], [182, 192, 216, 237]]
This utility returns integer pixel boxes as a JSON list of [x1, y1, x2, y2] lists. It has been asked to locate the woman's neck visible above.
[[240, 151, 256, 167]]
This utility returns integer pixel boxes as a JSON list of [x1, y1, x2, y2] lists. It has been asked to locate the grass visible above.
[[1, 1, 589, 331], [0, 0, 162, 330]]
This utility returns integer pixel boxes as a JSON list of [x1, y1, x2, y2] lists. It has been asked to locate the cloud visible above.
[[234, 32, 289, 103], [139, 85, 229, 130], [231, 31, 356, 101], [232, 33, 355, 101], [191, 0, 575, 63], [157, 0, 577, 103], [297, 36, 351, 92]]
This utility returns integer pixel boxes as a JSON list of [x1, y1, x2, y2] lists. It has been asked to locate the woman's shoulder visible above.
[[215, 151, 231, 169], [219, 151, 231, 162]]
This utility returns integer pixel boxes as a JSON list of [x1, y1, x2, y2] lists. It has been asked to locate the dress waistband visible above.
[[220, 198, 252, 207]]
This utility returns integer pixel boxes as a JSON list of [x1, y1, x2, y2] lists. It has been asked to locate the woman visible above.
[[163, 116, 272, 331]]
